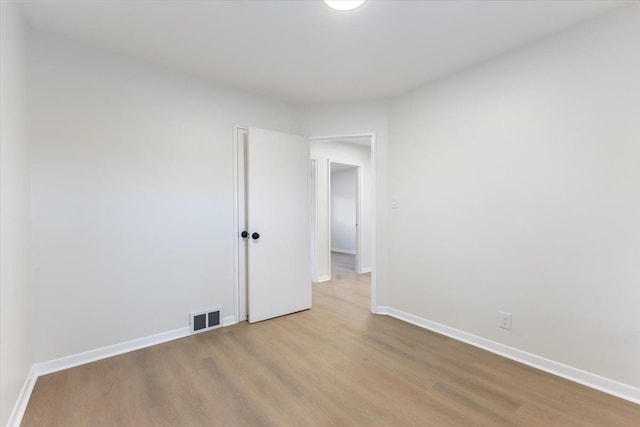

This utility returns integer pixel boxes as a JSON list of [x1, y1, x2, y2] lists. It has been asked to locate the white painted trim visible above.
[[371, 305, 386, 315], [317, 275, 331, 282], [233, 124, 248, 324], [6, 366, 38, 427], [376, 306, 640, 405], [331, 248, 356, 255], [353, 164, 363, 274], [369, 133, 377, 313], [326, 160, 332, 280], [360, 267, 372, 274], [34, 327, 190, 377], [310, 156, 319, 282], [222, 315, 238, 327], [309, 133, 375, 143]]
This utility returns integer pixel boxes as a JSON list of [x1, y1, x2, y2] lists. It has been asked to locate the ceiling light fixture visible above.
[[322, 0, 367, 12]]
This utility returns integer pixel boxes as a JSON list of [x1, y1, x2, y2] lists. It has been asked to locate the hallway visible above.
[[331, 250, 356, 273]]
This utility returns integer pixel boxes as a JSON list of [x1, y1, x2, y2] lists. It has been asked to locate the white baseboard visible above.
[[222, 315, 237, 327], [375, 306, 389, 315], [376, 305, 640, 405], [331, 248, 356, 255], [6, 366, 38, 427], [359, 267, 372, 274], [34, 316, 239, 378], [317, 275, 330, 282], [34, 327, 190, 377]]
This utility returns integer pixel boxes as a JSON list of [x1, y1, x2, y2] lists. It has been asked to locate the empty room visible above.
[[1, 1, 639, 426]]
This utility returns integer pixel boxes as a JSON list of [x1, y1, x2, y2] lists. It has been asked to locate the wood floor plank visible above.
[[21, 263, 640, 426]]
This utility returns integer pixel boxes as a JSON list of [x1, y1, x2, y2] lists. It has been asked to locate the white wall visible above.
[[300, 102, 389, 304], [388, 5, 640, 388], [28, 31, 299, 363], [0, 3, 33, 425], [331, 166, 357, 254]]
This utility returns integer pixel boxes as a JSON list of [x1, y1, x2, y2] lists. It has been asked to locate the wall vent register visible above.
[[190, 307, 222, 334]]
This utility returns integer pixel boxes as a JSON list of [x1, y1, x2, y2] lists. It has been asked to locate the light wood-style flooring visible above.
[[331, 251, 355, 272], [23, 265, 640, 426]]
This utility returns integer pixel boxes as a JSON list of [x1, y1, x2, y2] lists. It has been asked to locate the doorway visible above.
[[329, 161, 360, 274], [308, 134, 376, 312], [234, 129, 378, 323]]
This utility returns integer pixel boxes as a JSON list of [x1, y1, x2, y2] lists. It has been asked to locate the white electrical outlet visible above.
[[499, 311, 512, 330]]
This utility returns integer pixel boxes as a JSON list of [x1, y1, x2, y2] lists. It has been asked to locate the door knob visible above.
[[251, 232, 260, 240], [241, 231, 249, 238]]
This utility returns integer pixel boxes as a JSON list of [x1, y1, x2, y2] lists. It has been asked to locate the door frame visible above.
[[233, 125, 249, 323], [308, 133, 377, 313], [310, 157, 318, 284], [328, 161, 362, 275], [235, 127, 378, 319]]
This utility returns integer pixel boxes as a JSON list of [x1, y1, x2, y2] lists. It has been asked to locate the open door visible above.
[[246, 127, 311, 323]]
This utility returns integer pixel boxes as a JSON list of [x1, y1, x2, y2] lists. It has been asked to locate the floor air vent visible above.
[[190, 307, 222, 334]]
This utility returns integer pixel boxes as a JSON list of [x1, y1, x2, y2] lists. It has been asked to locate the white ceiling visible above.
[[20, 0, 629, 105]]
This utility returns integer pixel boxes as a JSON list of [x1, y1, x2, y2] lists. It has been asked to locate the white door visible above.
[[246, 127, 311, 323]]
